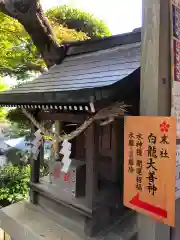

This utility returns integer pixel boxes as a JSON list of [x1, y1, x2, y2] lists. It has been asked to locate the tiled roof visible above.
[[2, 42, 140, 94], [0, 31, 141, 109]]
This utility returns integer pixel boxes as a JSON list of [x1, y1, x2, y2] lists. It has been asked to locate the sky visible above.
[[41, 0, 142, 35]]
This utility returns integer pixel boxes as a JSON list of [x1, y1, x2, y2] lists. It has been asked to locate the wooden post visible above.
[[29, 117, 43, 204], [49, 121, 62, 183], [85, 123, 98, 209], [54, 120, 61, 159], [138, 0, 171, 239], [111, 119, 124, 183]]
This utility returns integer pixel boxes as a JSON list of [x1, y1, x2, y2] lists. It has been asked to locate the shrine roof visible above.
[[0, 31, 141, 112]]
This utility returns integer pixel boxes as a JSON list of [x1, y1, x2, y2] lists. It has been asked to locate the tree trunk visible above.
[[0, 0, 66, 67]]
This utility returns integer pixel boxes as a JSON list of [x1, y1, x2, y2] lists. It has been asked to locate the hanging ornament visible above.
[[31, 129, 43, 160], [60, 139, 72, 173]]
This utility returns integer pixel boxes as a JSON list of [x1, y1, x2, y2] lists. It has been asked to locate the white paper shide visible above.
[[31, 130, 43, 160], [60, 139, 72, 173]]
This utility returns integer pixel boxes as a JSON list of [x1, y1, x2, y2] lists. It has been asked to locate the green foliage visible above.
[[0, 164, 30, 205], [1, 5, 111, 126], [46, 5, 111, 39], [6, 108, 31, 130], [0, 79, 8, 91], [0, 10, 89, 81], [0, 78, 9, 122], [0, 5, 110, 81], [0, 161, 49, 207], [51, 21, 89, 43], [4, 122, 31, 138], [0, 12, 42, 81], [5, 108, 31, 138]]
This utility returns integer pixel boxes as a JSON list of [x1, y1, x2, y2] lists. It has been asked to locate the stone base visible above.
[[0, 201, 137, 240], [0, 201, 86, 240]]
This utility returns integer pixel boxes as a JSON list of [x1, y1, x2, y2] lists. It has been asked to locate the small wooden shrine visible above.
[[0, 30, 141, 237]]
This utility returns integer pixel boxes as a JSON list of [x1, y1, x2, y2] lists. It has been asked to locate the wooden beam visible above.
[[138, 0, 171, 239], [37, 112, 88, 123], [85, 123, 98, 209]]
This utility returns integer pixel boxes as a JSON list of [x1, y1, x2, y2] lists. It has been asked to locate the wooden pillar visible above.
[[111, 119, 124, 183], [54, 120, 61, 159], [29, 118, 44, 204], [138, 0, 171, 239], [85, 123, 98, 209]]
